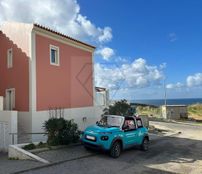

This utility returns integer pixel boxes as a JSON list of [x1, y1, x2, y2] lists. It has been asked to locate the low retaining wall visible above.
[[8, 143, 49, 164]]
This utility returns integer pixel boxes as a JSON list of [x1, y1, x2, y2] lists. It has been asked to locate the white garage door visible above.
[[0, 122, 9, 152]]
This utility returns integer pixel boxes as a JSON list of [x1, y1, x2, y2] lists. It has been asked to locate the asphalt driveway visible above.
[[13, 121, 202, 174]]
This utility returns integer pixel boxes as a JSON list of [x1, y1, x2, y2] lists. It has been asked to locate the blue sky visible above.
[[79, 0, 202, 77], [0, 0, 202, 99], [78, 0, 202, 99]]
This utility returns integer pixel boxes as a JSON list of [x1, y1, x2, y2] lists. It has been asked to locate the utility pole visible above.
[[163, 78, 168, 119], [164, 79, 167, 106]]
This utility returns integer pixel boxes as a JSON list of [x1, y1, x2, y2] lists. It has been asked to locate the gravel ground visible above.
[[0, 152, 44, 174], [35, 145, 94, 163]]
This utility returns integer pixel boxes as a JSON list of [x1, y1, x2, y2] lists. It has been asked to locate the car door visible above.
[[135, 118, 145, 145], [123, 118, 138, 147]]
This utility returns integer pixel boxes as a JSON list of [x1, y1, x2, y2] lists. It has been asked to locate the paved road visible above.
[[18, 122, 202, 174], [150, 121, 202, 140]]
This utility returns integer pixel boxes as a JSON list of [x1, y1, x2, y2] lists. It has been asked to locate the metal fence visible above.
[[9, 132, 48, 145]]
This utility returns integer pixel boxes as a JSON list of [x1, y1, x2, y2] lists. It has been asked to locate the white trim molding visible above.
[[5, 88, 15, 110], [29, 30, 37, 112], [7, 48, 13, 69], [49, 44, 60, 66], [92, 52, 96, 106]]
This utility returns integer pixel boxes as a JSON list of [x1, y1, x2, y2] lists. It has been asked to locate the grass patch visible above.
[[8, 157, 19, 160], [136, 106, 161, 117], [136, 103, 202, 120], [23, 143, 36, 150], [188, 104, 202, 120]]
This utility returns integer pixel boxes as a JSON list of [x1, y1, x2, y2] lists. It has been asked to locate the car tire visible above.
[[110, 141, 121, 158], [84, 146, 91, 151], [141, 138, 149, 151]]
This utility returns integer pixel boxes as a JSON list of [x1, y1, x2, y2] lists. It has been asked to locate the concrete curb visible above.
[[8, 142, 82, 164], [150, 119, 202, 127], [30, 142, 81, 154], [9, 145, 50, 164], [170, 120, 202, 126], [10, 153, 97, 174], [149, 131, 181, 138]]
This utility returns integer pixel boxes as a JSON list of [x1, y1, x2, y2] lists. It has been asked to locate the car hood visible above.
[[85, 125, 121, 134]]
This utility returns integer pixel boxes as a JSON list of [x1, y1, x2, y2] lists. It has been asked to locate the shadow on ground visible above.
[[92, 135, 202, 174]]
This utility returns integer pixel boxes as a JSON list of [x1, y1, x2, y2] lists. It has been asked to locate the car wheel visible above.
[[141, 138, 149, 151], [110, 141, 121, 158], [84, 146, 91, 151]]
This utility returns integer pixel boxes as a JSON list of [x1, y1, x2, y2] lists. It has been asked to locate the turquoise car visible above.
[[81, 115, 149, 158]]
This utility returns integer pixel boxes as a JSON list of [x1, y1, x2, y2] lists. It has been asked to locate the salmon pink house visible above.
[[0, 22, 103, 143]]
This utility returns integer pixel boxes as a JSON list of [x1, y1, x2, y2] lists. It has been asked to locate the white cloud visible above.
[[114, 56, 128, 63], [122, 58, 164, 88], [98, 27, 112, 43], [96, 47, 115, 60], [160, 62, 167, 69], [94, 58, 165, 89], [166, 73, 202, 90], [166, 82, 184, 89], [168, 32, 177, 42], [187, 73, 202, 87], [0, 0, 112, 43]]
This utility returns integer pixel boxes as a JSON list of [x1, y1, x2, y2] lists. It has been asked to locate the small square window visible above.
[[50, 45, 59, 66], [7, 48, 13, 68]]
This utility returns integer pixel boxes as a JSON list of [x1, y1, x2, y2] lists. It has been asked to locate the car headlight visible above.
[[101, 136, 109, 141]]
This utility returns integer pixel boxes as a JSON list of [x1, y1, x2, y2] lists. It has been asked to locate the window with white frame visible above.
[[50, 45, 59, 66], [7, 48, 13, 68], [5, 88, 15, 110]]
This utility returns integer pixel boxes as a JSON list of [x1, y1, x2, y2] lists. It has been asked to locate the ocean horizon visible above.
[[130, 98, 202, 106]]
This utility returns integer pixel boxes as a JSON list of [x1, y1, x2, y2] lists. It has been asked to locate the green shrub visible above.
[[37, 142, 47, 148], [9, 157, 19, 160], [43, 118, 80, 146], [23, 143, 36, 150], [104, 99, 131, 116]]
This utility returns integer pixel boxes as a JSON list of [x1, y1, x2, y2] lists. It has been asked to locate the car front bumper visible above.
[[81, 134, 111, 150]]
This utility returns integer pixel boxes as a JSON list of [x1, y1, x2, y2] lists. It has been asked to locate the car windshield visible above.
[[97, 116, 123, 128]]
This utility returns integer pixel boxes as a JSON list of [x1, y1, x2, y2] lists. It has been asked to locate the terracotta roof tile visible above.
[[34, 23, 96, 49]]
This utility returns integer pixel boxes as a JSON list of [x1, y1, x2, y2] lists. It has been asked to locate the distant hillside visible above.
[[130, 103, 158, 108]]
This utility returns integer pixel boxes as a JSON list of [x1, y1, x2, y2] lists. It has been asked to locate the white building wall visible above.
[[95, 90, 109, 107], [0, 96, 3, 111], [0, 111, 18, 151], [161, 105, 188, 120], [18, 106, 104, 143], [18, 112, 32, 143]]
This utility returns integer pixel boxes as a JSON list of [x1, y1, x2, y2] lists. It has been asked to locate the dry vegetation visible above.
[[136, 104, 202, 121], [188, 104, 202, 120], [136, 106, 161, 117]]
